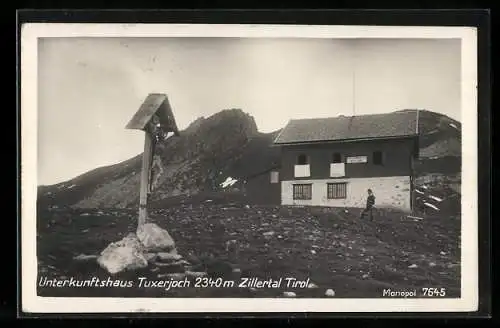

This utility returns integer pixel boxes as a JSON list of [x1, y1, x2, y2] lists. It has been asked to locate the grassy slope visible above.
[[37, 198, 461, 298]]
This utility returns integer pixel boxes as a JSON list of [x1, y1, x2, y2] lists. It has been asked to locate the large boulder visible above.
[[97, 233, 148, 275], [137, 223, 176, 252]]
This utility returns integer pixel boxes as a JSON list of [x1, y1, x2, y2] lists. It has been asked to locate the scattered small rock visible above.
[[325, 289, 335, 297], [154, 260, 187, 267], [440, 251, 447, 256], [225, 240, 237, 251], [311, 250, 317, 255], [263, 231, 275, 237], [73, 254, 98, 261], [408, 264, 418, 269], [184, 265, 195, 272], [362, 274, 369, 279], [143, 253, 158, 262], [283, 291, 296, 298], [429, 262, 437, 267], [185, 271, 207, 278], [158, 272, 186, 280], [245, 205, 250, 209], [156, 252, 182, 262]]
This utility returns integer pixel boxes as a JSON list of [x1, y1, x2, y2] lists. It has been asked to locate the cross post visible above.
[[125, 93, 179, 229]]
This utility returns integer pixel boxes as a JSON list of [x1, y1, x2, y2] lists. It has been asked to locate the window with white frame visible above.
[[327, 182, 347, 199], [293, 184, 312, 200]]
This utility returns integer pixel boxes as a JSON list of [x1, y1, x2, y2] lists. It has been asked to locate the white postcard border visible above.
[[21, 23, 478, 313]]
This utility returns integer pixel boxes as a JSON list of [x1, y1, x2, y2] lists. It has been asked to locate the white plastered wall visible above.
[[281, 176, 411, 212]]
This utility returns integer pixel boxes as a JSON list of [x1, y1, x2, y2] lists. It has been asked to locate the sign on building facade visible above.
[[346, 156, 368, 164]]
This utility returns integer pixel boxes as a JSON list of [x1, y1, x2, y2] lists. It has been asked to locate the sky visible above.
[[37, 37, 461, 186]]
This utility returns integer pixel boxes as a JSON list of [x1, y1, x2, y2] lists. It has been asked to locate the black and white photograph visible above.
[[21, 23, 478, 313]]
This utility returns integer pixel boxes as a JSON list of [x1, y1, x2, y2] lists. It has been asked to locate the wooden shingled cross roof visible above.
[[126, 93, 180, 136]]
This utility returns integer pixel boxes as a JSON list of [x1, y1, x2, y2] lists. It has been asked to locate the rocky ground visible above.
[[36, 196, 461, 298]]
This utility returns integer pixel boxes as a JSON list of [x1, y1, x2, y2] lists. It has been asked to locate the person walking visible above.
[[360, 189, 375, 221]]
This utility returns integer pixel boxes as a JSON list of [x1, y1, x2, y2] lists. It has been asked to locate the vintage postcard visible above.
[[21, 23, 479, 314]]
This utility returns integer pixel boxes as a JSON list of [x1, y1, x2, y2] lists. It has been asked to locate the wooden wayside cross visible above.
[[125, 93, 180, 228]]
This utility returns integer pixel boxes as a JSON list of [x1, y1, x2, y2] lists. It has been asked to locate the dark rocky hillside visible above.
[[401, 109, 461, 175], [37, 203, 461, 298], [37, 109, 461, 210], [35, 108, 462, 299]]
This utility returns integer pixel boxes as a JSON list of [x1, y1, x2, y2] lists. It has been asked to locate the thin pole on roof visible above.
[[416, 109, 419, 134], [352, 43, 356, 117]]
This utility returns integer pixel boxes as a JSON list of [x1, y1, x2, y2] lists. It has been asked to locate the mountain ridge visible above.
[[38, 108, 460, 209]]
